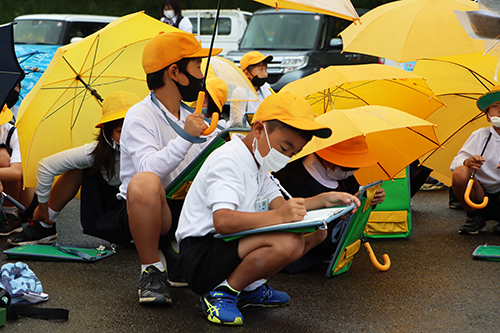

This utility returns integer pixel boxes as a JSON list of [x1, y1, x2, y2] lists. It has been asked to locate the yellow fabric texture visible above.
[[334, 239, 361, 273], [365, 211, 408, 235]]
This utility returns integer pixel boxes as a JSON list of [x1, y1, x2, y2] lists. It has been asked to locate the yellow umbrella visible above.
[[201, 56, 258, 102], [339, 0, 485, 63], [412, 52, 497, 185], [253, 0, 359, 21], [292, 105, 441, 185], [280, 64, 443, 119], [16, 12, 177, 187]]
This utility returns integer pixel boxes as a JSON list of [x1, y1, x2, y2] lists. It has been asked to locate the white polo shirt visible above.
[[228, 83, 273, 128], [0, 123, 21, 165], [450, 126, 500, 193], [118, 93, 214, 200], [176, 134, 282, 242]]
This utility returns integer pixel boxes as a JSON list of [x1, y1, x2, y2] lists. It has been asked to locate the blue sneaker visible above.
[[197, 291, 244, 325], [238, 283, 289, 308]]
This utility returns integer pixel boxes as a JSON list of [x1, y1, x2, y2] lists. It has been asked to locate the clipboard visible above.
[[4, 242, 116, 262], [472, 245, 500, 261], [214, 204, 356, 242]]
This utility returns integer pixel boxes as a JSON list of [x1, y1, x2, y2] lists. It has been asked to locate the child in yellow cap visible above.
[[118, 30, 221, 305], [274, 136, 386, 273], [176, 92, 360, 326], [7, 90, 140, 247], [229, 51, 274, 128], [203, 77, 229, 128], [451, 86, 500, 235]]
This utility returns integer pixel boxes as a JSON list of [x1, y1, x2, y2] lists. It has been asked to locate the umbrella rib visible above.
[[88, 49, 127, 86], [42, 88, 87, 120], [406, 127, 440, 146]]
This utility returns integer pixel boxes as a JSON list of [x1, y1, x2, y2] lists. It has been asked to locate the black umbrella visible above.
[[0, 22, 23, 109]]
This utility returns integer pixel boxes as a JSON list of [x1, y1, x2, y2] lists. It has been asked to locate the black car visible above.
[[226, 8, 379, 91]]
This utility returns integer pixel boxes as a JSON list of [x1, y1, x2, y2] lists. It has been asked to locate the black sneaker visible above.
[[492, 222, 500, 235], [458, 215, 487, 235], [420, 177, 448, 191], [6, 220, 58, 246], [162, 241, 188, 288], [0, 213, 22, 236], [138, 265, 172, 304]]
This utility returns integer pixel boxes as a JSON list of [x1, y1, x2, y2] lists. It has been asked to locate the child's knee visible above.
[[452, 166, 472, 186], [274, 233, 306, 261], [127, 172, 163, 201], [0, 147, 11, 168]]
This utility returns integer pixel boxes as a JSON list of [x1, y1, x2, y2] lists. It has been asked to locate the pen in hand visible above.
[[269, 174, 293, 200]]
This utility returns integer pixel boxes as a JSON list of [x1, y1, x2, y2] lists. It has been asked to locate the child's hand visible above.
[[184, 113, 208, 137], [323, 192, 360, 209], [0, 180, 3, 193], [372, 188, 386, 205], [278, 198, 307, 223], [465, 155, 485, 171]]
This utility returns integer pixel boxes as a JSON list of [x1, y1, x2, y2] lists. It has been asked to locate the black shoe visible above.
[[0, 213, 22, 236], [492, 223, 500, 235], [163, 241, 188, 287], [138, 265, 172, 304], [7, 220, 58, 246], [420, 177, 448, 191], [459, 215, 487, 235]]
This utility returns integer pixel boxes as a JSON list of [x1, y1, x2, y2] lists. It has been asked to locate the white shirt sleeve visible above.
[[178, 16, 193, 34], [229, 88, 248, 128], [450, 128, 484, 171], [8, 126, 21, 165], [120, 110, 193, 180], [35, 143, 96, 203]]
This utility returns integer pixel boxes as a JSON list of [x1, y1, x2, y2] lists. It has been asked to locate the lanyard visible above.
[[150, 92, 207, 143]]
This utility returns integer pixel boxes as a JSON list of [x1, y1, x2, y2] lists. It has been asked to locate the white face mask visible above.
[[327, 166, 356, 180], [490, 116, 500, 128], [253, 123, 291, 173], [164, 10, 175, 19]]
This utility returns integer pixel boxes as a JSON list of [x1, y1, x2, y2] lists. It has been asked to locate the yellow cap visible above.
[[206, 77, 229, 112], [142, 31, 222, 74], [96, 91, 141, 128], [477, 85, 500, 112], [240, 51, 273, 71], [316, 136, 377, 168], [252, 92, 332, 139], [0, 105, 13, 126]]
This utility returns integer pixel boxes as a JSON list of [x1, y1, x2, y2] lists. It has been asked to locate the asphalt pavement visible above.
[[1, 189, 500, 332]]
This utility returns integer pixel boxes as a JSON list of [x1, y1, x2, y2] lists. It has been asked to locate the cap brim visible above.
[[317, 147, 377, 168], [281, 119, 332, 139], [188, 47, 223, 59], [0, 107, 13, 126], [477, 91, 500, 111], [96, 110, 127, 128]]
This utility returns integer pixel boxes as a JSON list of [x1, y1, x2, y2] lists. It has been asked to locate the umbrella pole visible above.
[[464, 132, 492, 210], [193, 0, 222, 135]]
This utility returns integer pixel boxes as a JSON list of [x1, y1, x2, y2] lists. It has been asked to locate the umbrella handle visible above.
[[194, 91, 218, 136], [363, 242, 390, 272], [464, 178, 488, 209]]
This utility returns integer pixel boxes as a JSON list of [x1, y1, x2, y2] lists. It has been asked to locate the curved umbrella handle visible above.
[[464, 177, 488, 209], [363, 242, 391, 272], [194, 91, 218, 136]]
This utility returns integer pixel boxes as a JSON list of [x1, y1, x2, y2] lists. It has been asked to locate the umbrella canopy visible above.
[[253, 0, 359, 21], [0, 23, 24, 109], [292, 105, 440, 185], [412, 53, 497, 185], [201, 56, 258, 102], [339, 0, 485, 63], [280, 64, 443, 119], [16, 12, 177, 187]]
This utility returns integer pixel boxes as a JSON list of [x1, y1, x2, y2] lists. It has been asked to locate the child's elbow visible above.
[[213, 209, 232, 234]]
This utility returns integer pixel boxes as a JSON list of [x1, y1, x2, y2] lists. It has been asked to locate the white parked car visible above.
[[183, 9, 252, 56]]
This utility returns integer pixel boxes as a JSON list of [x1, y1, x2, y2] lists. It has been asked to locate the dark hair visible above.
[[206, 93, 220, 118], [264, 119, 314, 142], [90, 118, 123, 181], [146, 58, 191, 90], [161, 0, 182, 18]]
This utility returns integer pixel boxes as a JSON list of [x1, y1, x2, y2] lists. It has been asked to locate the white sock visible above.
[[141, 261, 164, 273], [39, 221, 54, 228], [3, 206, 18, 217], [243, 279, 267, 292], [215, 279, 240, 295], [48, 207, 60, 222]]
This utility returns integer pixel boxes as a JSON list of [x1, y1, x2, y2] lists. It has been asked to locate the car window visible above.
[[240, 13, 321, 50], [14, 20, 65, 45], [65, 22, 110, 44], [189, 17, 231, 35]]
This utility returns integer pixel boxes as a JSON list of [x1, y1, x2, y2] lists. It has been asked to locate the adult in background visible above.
[[160, 0, 193, 34]]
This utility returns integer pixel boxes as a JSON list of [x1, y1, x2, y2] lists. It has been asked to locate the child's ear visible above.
[[167, 64, 179, 82], [253, 121, 264, 139]]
